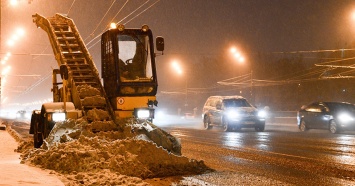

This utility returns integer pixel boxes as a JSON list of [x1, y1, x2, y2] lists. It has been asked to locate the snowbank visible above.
[[21, 119, 209, 185]]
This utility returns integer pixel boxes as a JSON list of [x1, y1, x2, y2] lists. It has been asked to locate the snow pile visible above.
[[86, 108, 111, 122], [77, 85, 100, 98], [21, 119, 209, 185]]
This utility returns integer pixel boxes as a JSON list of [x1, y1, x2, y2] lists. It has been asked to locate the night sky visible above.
[[1, 0, 355, 111]]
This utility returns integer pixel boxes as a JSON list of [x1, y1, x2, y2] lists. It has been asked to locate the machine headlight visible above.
[[137, 110, 150, 118], [258, 110, 267, 118], [338, 113, 354, 123], [52, 112, 66, 122], [134, 108, 154, 120]]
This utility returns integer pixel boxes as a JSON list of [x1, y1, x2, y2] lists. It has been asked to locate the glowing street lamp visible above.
[[230, 46, 245, 64], [2, 66, 11, 76], [16, 28, 25, 36], [351, 10, 355, 21], [230, 47, 237, 54], [171, 60, 183, 75], [10, 0, 18, 6], [7, 39, 15, 46], [7, 27, 25, 47]]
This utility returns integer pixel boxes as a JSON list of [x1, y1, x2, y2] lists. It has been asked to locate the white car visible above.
[[202, 96, 266, 132]]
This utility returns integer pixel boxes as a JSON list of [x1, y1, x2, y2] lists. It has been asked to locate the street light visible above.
[[10, 0, 19, 6], [2, 66, 11, 76], [7, 27, 25, 47], [229, 46, 253, 102], [171, 60, 183, 75], [230, 46, 245, 64], [351, 10, 355, 21]]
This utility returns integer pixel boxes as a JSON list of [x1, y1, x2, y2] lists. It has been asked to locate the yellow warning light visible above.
[[116, 24, 125, 31], [141, 25, 149, 32], [110, 23, 117, 29]]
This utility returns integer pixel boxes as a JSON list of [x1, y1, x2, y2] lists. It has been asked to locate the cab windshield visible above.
[[117, 34, 154, 95], [223, 99, 252, 108], [118, 34, 153, 82]]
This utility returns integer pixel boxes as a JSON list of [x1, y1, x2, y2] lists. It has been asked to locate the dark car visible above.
[[297, 102, 355, 134], [202, 96, 266, 132]]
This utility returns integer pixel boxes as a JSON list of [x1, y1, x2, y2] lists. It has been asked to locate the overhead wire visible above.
[[315, 56, 355, 68], [123, 0, 160, 25], [119, 0, 151, 24], [67, 0, 77, 16], [103, 0, 130, 30], [84, 0, 117, 42], [87, 0, 160, 49], [24, 1, 355, 98], [86, 0, 130, 47], [272, 48, 355, 54], [168, 48, 355, 94]]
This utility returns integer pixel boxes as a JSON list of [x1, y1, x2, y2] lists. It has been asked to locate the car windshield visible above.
[[223, 99, 251, 108], [326, 102, 355, 112]]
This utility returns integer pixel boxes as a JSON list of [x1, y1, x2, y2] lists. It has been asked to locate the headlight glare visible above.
[[227, 110, 239, 119], [134, 108, 154, 120], [338, 113, 354, 123], [258, 110, 267, 118], [52, 112, 66, 122], [137, 110, 150, 119]]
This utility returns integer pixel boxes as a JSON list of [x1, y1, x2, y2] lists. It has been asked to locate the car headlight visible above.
[[52, 112, 66, 122], [338, 113, 354, 123], [258, 110, 267, 119], [25, 113, 31, 119], [227, 110, 240, 119]]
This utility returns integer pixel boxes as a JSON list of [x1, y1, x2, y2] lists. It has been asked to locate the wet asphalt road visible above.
[[156, 117, 355, 185]]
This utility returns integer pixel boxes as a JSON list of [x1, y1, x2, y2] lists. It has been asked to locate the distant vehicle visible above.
[[16, 110, 26, 119], [297, 102, 355, 134], [202, 96, 266, 132]]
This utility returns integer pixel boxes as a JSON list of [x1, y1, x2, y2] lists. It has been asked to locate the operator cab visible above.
[[101, 24, 164, 97], [101, 24, 164, 119]]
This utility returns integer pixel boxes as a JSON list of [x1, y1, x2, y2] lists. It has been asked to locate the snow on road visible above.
[[0, 130, 64, 186]]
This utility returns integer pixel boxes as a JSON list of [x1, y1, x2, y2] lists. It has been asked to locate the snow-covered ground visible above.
[[0, 129, 64, 186]]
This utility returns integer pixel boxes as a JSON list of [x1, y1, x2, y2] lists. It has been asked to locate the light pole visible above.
[[171, 60, 188, 113], [229, 46, 254, 103], [229, 46, 247, 96]]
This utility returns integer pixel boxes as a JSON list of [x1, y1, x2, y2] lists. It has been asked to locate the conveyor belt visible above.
[[32, 13, 115, 122]]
